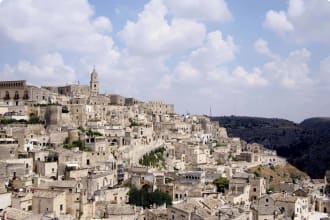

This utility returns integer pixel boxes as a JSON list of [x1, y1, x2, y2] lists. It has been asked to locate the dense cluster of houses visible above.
[[0, 70, 329, 220]]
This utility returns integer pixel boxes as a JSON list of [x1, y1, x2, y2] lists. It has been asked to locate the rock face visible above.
[[211, 116, 330, 178]]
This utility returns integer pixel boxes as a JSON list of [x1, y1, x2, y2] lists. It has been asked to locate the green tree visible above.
[[128, 186, 172, 208], [213, 177, 229, 193]]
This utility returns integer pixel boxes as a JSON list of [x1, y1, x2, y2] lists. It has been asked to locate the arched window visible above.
[[14, 91, 19, 100], [4, 91, 10, 100], [23, 90, 29, 100]]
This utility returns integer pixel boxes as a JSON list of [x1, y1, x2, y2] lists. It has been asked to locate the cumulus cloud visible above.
[[264, 0, 330, 44], [175, 62, 200, 81], [93, 16, 112, 33], [233, 67, 268, 87], [0, 0, 113, 53], [1, 53, 76, 86], [164, 0, 232, 22], [161, 30, 238, 88], [0, 0, 329, 121], [263, 48, 312, 89], [254, 38, 278, 59], [119, 0, 206, 56], [263, 10, 294, 35], [189, 31, 237, 70], [163, 30, 270, 89]]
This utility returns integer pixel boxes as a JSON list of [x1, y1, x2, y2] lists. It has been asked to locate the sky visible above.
[[0, 0, 329, 122]]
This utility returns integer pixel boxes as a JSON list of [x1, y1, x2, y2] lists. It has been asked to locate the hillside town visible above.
[[0, 69, 329, 220]]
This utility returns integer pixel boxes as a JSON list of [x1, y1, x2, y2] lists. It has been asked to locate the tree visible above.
[[128, 186, 172, 208], [213, 177, 229, 193]]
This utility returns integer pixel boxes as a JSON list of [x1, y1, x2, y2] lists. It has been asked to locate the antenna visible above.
[[209, 106, 212, 117]]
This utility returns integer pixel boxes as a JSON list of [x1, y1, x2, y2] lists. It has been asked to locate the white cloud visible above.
[[206, 68, 230, 82], [1, 53, 76, 86], [0, 0, 114, 53], [175, 62, 200, 81], [288, 0, 305, 17], [189, 31, 237, 70], [92, 16, 112, 33], [161, 30, 238, 89], [263, 10, 294, 35], [264, 0, 330, 44], [254, 38, 278, 59], [233, 67, 268, 87], [164, 0, 232, 22], [263, 48, 312, 89], [162, 30, 270, 90], [119, 0, 206, 56]]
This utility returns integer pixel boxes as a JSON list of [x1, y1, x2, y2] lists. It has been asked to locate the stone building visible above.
[[32, 189, 66, 217], [0, 80, 58, 108], [90, 68, 99, 97]]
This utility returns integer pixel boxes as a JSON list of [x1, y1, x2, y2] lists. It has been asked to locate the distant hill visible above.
[[211, 116, 330, 178]]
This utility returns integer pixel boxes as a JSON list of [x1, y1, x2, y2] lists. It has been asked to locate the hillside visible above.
[[248, 164, 308, 192], [211, 116, 330, 178]]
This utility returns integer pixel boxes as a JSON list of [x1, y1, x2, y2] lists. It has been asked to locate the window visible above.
[[86, 159, 90, 165], [253, 188, 257, 192], [4, 91, 10, 100], [60, 204, 63, 211], [23, 90, 29, 100], [52, 168, 55, 172]]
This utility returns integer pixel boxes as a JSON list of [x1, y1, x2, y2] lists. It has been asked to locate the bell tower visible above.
[[90, 67, 99, 96]]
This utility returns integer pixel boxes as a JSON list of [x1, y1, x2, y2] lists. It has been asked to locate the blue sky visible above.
[[0, 0, 329, 122]]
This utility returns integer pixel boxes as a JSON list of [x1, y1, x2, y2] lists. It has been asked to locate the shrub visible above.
[[213, 177, 229, 193], [128, 186, 172, 208]]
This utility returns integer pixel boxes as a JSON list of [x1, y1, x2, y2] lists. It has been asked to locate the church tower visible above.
[[90, 67, 99, 96]]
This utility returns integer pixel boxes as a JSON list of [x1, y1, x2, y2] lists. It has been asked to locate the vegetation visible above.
[[213, 177, 229, 193], [33, 102, 60, 107], [129, 118, 141, 127], [267, 187, 275, 194], [270, 165, 276, 171], [85, 129, 103, 136], [128, 186, 172, 208], [215, 143, 226, 147], [254, 171, 261, 177], [82, 147, 93, 152], [62, 106, 69, 113], [28, 117, 44, 124], [139, 147, 166, 168], [63, 140, 91, 152], [248, 164, 307, 192], [63, 140, 83, 150], [0, 117, 44, 125], [165, 177, 174, 184], [211, 116, 330, 178]]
